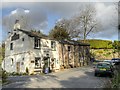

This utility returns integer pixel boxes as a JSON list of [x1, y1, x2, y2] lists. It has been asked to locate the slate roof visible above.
[[17, 29, 47, 38], [17, 29, 90, 46], [58, 39, 90, 46]]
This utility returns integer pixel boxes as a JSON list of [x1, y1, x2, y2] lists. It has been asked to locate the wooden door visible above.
[[16, 62, 20, 73]]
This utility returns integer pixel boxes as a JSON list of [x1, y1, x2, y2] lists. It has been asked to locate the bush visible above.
[[111, 65, 120, 88], [26, 67, 29, 74], [8, 72, 28, 76], [2, 70, 8, 83]]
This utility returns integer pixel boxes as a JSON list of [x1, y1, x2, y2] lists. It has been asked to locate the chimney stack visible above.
[[13, 20, 21, 30]]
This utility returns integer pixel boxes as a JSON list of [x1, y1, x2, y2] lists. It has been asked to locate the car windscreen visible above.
[[97, 63, 110, 68]]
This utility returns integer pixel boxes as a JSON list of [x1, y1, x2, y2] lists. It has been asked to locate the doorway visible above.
[[16, 62, 20, 73]]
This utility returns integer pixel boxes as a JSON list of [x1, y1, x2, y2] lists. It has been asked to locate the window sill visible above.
[[34, 47, 41, 50], [51, 49, 56, 51]]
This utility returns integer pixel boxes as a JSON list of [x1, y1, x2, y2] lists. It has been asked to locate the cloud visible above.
[[2, 0, 119, 2], [2, 2, 118, 40], [2, 8, 47, 32], [94, 3, 118, 38]]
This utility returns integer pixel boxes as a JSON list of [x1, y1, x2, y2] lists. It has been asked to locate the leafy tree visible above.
[[113, 40, 120, 49], [31, 29, 47, 37], [49, 26, 70, 40], [0, 43, 5, 65]]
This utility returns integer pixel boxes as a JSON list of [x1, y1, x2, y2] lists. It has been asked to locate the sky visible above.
[[0, 0, 119, 43]]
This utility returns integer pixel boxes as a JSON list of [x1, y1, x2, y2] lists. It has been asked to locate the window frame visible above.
[[22, 38, 24, 41], [11, 33, 19, 41], [34, 37, 41, 49], [51, 41, 56, 50], [68, 46, 71, 52], [10, 43, 13, 50], [11, 58, 14, 66]]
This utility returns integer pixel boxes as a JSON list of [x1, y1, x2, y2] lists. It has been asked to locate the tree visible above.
[[49, 26, 70, 40], [56, 4, 100, 42]]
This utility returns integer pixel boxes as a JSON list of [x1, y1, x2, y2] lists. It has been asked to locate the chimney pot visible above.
[[14, 19, 21, 30]]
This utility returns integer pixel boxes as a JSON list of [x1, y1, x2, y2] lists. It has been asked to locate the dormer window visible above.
[[34, 37, 40, 49]]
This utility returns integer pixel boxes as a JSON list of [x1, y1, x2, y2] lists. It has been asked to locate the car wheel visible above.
[[109, 74, 114, 78], [94, 73, 97, 76]]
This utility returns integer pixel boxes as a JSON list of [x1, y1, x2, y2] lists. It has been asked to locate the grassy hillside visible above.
[[80, 39, 113, 49]]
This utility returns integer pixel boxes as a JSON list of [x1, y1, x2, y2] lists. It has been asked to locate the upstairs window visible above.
[[11, 33, 19, 41], [10, 43, 13, 50], [51, 41, 56, 50], [22, 38, 24, 41], [34, 37, 40, 49], [68, 46, 71, 52]]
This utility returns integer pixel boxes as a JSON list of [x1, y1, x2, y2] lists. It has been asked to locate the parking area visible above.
[[3, 65, 111, 88]]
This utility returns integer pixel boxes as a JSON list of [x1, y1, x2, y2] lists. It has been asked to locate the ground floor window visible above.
[[11, 58, 14, 66]]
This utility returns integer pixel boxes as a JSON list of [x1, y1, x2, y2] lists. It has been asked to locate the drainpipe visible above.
[[4, 59, 5, 70], [73, 45, 75, 68], [61, 44, 64, 66], [68, 48, 69, 68]]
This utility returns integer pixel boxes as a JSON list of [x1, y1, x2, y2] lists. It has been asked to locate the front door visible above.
[[35, 57, 41, 68], [16, 62, 20, 73]]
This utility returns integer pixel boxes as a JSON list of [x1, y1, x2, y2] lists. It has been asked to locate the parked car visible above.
[[111, 58, 120, 65], [103, 60, 115, 66], [94, 62, 114, 77], [93, 60, 103, 65]]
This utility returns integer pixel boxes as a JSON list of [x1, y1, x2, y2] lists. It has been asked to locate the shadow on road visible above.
[[3, 66, 111, 88]]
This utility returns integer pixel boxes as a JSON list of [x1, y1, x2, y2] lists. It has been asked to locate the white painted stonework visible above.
[[2, 29, 60, 74]]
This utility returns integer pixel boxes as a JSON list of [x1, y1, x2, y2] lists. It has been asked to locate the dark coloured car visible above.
[[111, 58, 120, 65], [94, 62, 114, 77], [93, 60, 103, 65]]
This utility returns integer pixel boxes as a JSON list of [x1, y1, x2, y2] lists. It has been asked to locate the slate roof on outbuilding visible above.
[[58, 39, 90, 46]]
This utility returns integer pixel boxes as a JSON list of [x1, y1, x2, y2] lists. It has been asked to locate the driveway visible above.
[[2, 65, 111, 88]]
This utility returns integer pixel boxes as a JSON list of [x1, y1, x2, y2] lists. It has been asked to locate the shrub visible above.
[[2, 69, 8, 83], [110, 65, 120, 88], [26, 67, 29, 74]]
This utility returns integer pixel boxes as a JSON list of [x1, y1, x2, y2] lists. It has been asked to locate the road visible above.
[[3, 65, 111, 88]]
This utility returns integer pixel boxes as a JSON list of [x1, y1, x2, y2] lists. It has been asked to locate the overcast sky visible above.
[[0, 0, 119, 42]]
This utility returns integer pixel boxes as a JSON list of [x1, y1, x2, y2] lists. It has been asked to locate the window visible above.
[[21, 62, 24, 65], [68, 46, 71, 51], [10, 43, 13, 50], [22, 38, 24, 41], [11, 33, 19, 41], [51, 41, 56, 50], [34, 37, 40, 49], [11, 58, 14, 66]]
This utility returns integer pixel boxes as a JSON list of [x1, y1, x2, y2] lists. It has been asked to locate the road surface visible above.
[[3, 65, 111, 88]]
